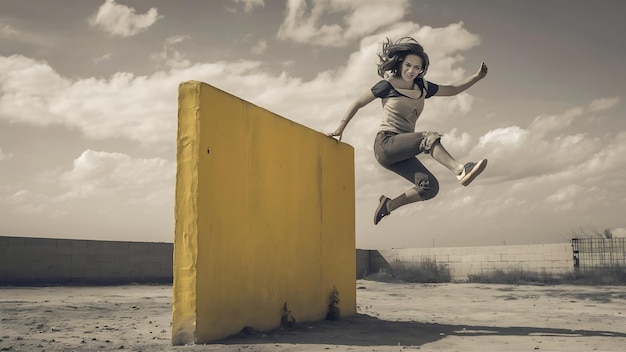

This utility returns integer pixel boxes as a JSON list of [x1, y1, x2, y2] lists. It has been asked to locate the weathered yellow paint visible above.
[[172, 81, 356, 344]]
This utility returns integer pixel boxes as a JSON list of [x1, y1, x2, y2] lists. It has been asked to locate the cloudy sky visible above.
[[1, 0, 625, 249]]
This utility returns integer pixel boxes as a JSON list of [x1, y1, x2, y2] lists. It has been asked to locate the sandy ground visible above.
[[1, 281, 625, 352]]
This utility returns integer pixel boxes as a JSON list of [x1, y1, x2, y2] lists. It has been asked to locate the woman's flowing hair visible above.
[[376, 37, 429, 79]]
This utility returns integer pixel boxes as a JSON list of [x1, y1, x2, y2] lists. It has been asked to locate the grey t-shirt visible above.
[[371, 79, 439, 134]]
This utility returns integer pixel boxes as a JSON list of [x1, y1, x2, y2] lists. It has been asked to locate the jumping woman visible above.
[[327, 37, 489, 225]]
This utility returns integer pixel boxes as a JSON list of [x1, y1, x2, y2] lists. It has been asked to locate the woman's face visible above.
[[400, 54, 424, 82]]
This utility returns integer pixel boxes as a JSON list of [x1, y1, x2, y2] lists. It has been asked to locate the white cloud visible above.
[[529, 107, 583, 135], [93, 52, 113, 65], [0, 148, 13, 161], [478, 126, 528, 148], [416, 22, 481, 57], [281, 60, 296, 70], [5, 190, 30, 204], [530, 98, 621, 136], [0, 55, 70, 125], [4, 189, 49, 215], [545, 184, 583, 211], [230, 0, 265, 14], [3, 149, 166, 191], [277, 0, 409, 47], [468, 95, 624, 189], [0, 21, 20, 38], [0, 20, 45, 45], [588, 97, 620, 112], [251, 40, 268, 55], [57, 149, 174, 202], [443, 128, 473, 151], [0, 55, 178, 145], [1, 150, 175, 238], [151, 35, 192, 69], [2, 150, 173, 211], [580, 130, 626, 175], [88, 0, 161, 37], [342, 3, 408, 39]]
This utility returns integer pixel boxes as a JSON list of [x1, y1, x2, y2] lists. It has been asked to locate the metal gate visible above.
[[572, 238, 626, 269]]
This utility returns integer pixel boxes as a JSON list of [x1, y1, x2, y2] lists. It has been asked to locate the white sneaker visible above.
[[457, 159, 488, 186]]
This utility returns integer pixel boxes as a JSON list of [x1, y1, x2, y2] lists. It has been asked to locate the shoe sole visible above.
[[460, 159, 488, 186], [374, 195, 389, 225]]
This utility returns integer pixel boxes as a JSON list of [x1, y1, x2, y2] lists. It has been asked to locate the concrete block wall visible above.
[[0, 236, 172, 285], [366, 243, 574, 281], [173, 81, 356, 344], [355, 249, 370, 279]]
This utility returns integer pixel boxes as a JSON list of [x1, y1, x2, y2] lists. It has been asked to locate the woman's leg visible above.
[[373, 157, 440, 224], [430, 140, 488, 187], [381, 132, 487, 185], [373, 131, 489, 224], [373, 132, 440, 224], [379, 131, 482, 177], [430, 140, 463, 175], [386, 157, 440, 210]]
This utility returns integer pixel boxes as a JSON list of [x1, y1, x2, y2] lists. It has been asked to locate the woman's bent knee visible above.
[[422, 182, 439, 200], [415, 174, 439, 200], [420, 131, 442, 154]]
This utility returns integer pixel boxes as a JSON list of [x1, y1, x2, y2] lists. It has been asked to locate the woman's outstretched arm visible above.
[[434, 62, 488, 97], [327, 90, 376, 141]]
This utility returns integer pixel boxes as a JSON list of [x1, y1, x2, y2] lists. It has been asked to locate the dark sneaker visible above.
[[457, 159, 488, 186], [374, 195, 391, 225]]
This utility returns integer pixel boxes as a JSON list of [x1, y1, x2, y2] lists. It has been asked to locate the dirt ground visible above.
[[1, 280, 625, 352]]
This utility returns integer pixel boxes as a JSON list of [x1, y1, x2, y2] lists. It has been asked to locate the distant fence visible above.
[[0, 236, 172, 285], [572, 238, 626, 270], [357, 243, 575, 281]]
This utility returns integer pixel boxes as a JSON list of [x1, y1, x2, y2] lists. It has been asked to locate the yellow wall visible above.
[[172, 81, 356, 344]]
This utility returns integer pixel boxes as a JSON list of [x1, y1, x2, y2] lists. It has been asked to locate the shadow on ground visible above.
[[216, 313, 626, 348]]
